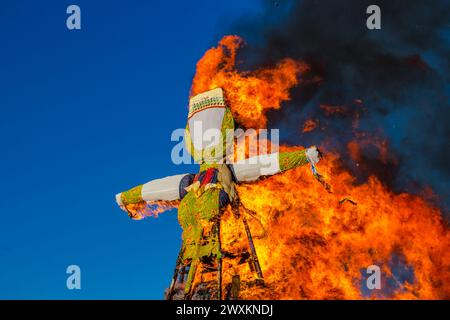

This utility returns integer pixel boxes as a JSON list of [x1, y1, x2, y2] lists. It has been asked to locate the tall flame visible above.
[[191, 35, 308, 128], [192, 36, 450, 299]]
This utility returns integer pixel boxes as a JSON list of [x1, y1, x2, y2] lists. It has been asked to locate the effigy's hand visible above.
[[306, 146, 321, 166], [306, 146, 331, 193]]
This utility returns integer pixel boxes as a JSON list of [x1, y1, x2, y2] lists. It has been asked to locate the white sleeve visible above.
[[230, 153, 281, 182], [116, 173, 190, 206], [141, 174, 188, 201]]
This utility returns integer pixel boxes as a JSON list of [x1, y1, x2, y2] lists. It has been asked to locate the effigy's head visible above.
[[185, 88, 235, 165]]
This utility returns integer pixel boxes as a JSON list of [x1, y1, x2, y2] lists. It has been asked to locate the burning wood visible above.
[[339, 198, 357, 206]]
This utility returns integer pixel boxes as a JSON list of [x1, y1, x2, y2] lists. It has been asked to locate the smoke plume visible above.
[[233, 0, 450, 213]]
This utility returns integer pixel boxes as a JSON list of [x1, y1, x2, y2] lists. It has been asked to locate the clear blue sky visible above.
[[0, 0, 264, 299]]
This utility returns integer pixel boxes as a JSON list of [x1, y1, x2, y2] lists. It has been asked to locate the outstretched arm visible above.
[[115, 173, 194, 219], [230, 146, 320, 182]]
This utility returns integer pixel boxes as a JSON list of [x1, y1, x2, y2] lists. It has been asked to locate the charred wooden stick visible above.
[[242, 216, 264, 281], [216, 221, 223, 300], [167, 245, 185, 300], [233, 196, 264, 282], [230, 275, 241, 300], [339, 198, 357, 205], [313, 172, 333, 193], [241, 204, 267, 239]]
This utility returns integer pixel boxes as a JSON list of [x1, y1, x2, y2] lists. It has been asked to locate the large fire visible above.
[[191, 35, 308, 129], [190, 35, 450, 299]]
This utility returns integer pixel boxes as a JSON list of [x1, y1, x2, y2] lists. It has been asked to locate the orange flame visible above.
[[191, 35, 309, 128], [192, 36, 450, 299], [124, 201, 179, 220], [303, 119, 318, 133]]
